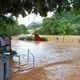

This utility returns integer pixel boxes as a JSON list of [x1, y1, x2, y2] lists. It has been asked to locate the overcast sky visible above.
[[18, 12, 53, 26]]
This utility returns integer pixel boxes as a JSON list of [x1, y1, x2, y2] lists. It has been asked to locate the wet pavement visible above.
[[9, 40, 80, 80]]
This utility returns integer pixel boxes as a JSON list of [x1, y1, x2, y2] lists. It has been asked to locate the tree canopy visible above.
[[0, 16, 29, 35], [33, 12, 80, 35], [0, 0, 80, 17]]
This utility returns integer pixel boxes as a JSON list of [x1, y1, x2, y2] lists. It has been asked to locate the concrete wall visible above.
[[0, 61, 4, 80], [0, 55, 9, 80]]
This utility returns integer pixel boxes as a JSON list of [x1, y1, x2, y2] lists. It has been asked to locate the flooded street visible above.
[[9, 40, 80, 80]]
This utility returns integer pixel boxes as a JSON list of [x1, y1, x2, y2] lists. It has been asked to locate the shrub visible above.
[[40, 37, 48, 41]]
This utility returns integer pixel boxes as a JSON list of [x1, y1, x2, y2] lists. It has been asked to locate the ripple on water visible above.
[[9, 40, 80, 80]]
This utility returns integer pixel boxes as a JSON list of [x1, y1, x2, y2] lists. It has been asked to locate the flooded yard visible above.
[[9, 40, 80, 80]]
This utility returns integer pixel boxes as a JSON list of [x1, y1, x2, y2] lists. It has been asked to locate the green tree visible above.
[[0, 0, 79, 17], [0, 16, 29, 35], [19, 24, 29, 34], [34, 12, 80, 35]]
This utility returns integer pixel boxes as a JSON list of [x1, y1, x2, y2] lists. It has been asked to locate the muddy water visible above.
[[9, 40, 80, 80]]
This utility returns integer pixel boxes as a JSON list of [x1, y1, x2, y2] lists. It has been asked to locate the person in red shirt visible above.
[[34, 34, 41, 41]]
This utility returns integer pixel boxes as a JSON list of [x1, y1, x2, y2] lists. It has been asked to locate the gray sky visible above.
[[18, 12, 53, 26]]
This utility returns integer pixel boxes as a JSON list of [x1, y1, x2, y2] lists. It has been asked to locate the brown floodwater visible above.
[[9, 40, 80, 80]]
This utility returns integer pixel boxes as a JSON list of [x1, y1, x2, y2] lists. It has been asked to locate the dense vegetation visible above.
[[0, 0, 80, 35], [34, 12, 80, 35], [0, 16, 29, 36]]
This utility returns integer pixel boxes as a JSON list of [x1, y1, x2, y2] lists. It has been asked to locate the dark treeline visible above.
[[0, 0, 80, 17], [34, 12, 80, 35]]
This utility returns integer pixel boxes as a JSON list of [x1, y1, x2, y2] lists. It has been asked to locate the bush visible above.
[[40, 37, 48, 41]]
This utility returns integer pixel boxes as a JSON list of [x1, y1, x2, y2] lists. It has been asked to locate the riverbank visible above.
[[12, 34, 80, 42], [41, 35, 80, 42]]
